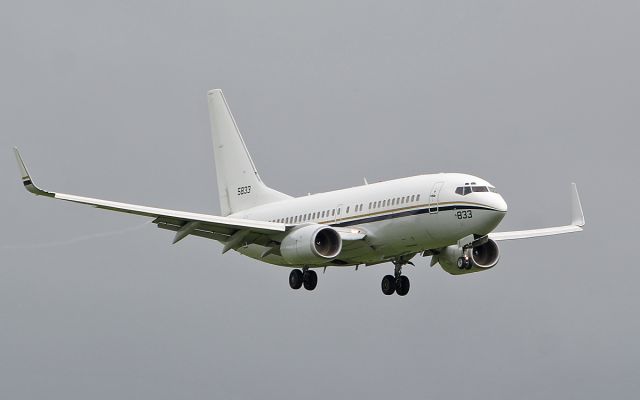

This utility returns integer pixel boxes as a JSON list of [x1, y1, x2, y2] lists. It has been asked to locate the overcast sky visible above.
[[1, 1, 638, 399]]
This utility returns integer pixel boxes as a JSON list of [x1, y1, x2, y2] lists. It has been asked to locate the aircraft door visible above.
[[428, 182, 444, 214]]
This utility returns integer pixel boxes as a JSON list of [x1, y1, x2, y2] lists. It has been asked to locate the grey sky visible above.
[[1, 1, 638, 398]]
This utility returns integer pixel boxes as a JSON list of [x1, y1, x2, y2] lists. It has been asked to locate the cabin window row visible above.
[[269, 194, 421, 225], [368, 194, 420, 210], [272, 208, 337, 225]]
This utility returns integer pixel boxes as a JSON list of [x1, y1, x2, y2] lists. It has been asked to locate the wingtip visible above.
[[13, 149, 54, 197], [13, 147, 30, 181], [571, 182, 585, 227]]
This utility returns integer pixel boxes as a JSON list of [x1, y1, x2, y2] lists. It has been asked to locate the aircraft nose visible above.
[[495, 194, 508, 213]]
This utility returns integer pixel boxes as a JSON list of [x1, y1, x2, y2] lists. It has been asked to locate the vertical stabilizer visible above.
[[208, 89, 291, 216]]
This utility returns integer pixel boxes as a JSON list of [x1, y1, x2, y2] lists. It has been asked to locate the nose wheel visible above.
[[381, 260, 411, 296], [457, 256, 472, 270]]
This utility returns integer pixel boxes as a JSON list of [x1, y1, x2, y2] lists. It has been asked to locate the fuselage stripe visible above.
[[330, 204, 501, 227]]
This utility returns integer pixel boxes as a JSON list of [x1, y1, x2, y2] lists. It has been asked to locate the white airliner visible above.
[[14, 89, 585, 296]]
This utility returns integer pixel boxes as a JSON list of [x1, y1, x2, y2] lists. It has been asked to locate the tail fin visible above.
[[208, 89, 291, 216]]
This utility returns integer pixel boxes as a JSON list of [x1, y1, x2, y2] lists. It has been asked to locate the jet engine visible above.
[[438, 239, 500, 275], [280, 224, 342, 265]]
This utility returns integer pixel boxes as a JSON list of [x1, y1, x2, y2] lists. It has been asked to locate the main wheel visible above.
[[381, 275, 396, 295], [289, 269, 303, 289], [396, 275, 410, 296], [303, 270, 318, 291]]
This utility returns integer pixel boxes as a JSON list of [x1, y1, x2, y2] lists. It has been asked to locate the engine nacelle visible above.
[[439, 239, 500, 275], [280, 224, 342, 265]]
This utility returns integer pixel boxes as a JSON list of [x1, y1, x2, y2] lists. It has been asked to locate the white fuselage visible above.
[[230, 173, 508, 267]]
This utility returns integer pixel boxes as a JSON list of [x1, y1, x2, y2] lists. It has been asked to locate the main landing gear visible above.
[[381, 260, 411, 296], [289, 268, 317, 291]]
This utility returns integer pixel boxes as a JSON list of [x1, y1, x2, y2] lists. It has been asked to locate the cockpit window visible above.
[[455, 185, 497, 195]]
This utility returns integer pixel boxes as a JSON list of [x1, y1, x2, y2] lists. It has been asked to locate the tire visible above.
[[303, 270, 318, 291], [381, 275, 396, 295], [396, 276, 410, 296], [289, 269, 303, 290], [458, 256, 472, 270]]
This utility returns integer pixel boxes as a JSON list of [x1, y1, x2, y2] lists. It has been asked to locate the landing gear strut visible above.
[[381, 260, 411, 296], [289, 268, 317, 291]]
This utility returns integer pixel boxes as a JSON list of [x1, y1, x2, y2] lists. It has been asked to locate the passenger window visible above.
[[369, 202, 372, 209], [331, 209, 335, 216], [410, 195, 415, 202], [377, 201, 381, 208], [416, 194, 420, 201], [346, 206, 350, 213]]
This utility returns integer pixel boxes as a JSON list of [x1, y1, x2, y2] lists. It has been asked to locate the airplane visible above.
[[14, 89, 585, 296]]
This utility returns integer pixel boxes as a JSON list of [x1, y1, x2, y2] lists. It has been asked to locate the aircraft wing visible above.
[[489, 183, 585, 241], [14, 148, 286, 246]]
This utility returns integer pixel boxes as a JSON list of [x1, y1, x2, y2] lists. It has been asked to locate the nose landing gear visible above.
[[457, 255, 472, 270]]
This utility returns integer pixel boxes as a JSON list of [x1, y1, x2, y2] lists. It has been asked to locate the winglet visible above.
[[571, 183, 585, 227], [13, 148, 54, 197]]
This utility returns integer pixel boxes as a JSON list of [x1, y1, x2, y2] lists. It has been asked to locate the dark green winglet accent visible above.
[[13, 148, 55, 197]]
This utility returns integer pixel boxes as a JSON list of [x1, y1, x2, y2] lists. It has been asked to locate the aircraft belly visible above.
[[233, 209, 504, 268]]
